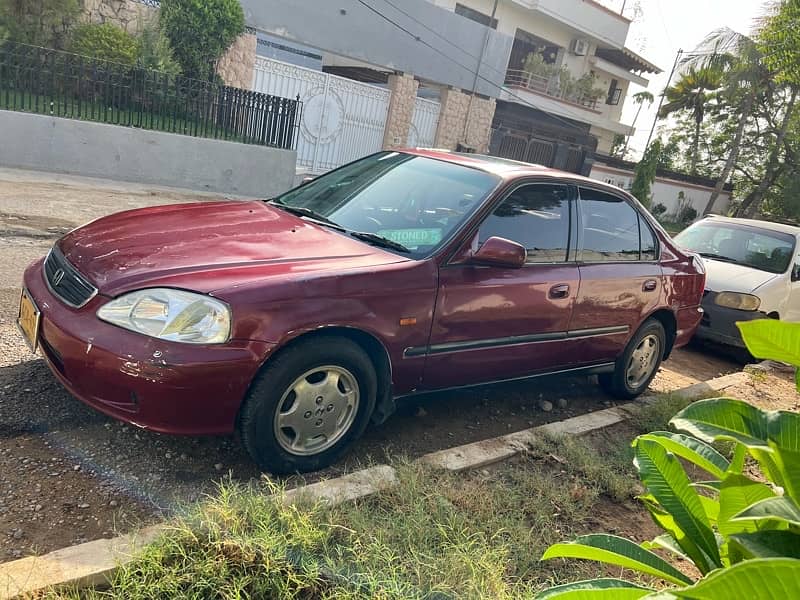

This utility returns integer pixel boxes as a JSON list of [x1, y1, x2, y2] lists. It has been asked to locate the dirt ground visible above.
[[0, 169, 750, 559]]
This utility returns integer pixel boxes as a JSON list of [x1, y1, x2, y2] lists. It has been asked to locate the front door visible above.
[[569, 186, 663, 364], [421, 182, 580, 390]]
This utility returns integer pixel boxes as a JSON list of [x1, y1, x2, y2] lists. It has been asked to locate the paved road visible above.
[[0, 168, 741, 558]]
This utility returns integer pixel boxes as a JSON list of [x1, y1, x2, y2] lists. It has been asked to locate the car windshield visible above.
[[674, 221, 796, 274], [274, 152, 500, 257]]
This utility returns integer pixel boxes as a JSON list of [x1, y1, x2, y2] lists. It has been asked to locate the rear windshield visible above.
[[675, 221, 796, 274]]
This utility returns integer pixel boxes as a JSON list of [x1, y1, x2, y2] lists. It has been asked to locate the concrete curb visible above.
[[0, 371, 749, 598]]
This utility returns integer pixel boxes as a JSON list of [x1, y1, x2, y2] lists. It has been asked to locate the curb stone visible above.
[[0, 370, 749, 598]]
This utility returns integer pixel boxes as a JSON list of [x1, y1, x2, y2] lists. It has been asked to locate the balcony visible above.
[[504, 69, 600, 111]]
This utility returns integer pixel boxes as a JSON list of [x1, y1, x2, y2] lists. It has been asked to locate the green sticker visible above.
[[377, 228, 443, 247]]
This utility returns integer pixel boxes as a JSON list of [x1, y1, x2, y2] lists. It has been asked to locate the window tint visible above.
[[579, 188, 640, 262], [640, 215, 657, 261], [479, 184, 571, 263]]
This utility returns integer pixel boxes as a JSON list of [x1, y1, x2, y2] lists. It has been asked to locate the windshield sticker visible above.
[[377, 228, 443, 247]]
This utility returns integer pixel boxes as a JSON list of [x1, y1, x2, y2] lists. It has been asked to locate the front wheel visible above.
[[238, 337, 377, 474], [600, 319, 666, 400]]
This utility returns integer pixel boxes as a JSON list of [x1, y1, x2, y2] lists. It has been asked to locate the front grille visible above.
[[43, 247, 97, 308]]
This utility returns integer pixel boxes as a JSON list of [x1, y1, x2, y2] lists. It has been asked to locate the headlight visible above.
[[715, 292, 761, 311], [97, 289, 231, 344]]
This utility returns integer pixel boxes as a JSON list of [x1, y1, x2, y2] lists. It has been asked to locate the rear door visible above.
[[570, 186, 663, 364], [420, 182, 581, 389]]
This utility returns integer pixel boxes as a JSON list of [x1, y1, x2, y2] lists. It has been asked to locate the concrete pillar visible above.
[[433, 87, 470, 150], [216, 33, 257, 90], [464, 96, 497, 153], [382, 73, 419, 149]]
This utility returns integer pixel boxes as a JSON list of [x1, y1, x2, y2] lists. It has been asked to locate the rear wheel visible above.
[[238, 337, 377, 474], [600, 319, 665, 400]]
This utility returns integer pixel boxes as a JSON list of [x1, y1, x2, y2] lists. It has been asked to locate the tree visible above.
[[609, 133, 626, 158], [0, 0, 79, 49], [736, 0, 800, 217], [136, 17, 182, 75], [659, 66, 724, 174], [159, 0, 245, 80], [623, 90, 654, 157], [630, 139, 664, 207]]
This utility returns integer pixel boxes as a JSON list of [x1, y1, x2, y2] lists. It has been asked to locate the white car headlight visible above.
[[97, 289, 231, 344], [715, 292, 761, 312]]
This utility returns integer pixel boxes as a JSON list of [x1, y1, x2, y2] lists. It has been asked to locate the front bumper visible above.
[[695, 291, 766, 348], [22, 259, 275, 435]]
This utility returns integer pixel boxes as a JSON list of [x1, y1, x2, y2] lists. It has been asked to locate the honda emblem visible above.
[[52, 269, 65, 286]]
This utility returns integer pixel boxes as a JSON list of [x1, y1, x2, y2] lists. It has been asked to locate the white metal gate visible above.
[[407, 97, 441, 148], [252, 56, 391, 173]]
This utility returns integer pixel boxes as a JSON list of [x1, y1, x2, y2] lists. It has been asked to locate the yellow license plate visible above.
[[17, 288, 41, 353]]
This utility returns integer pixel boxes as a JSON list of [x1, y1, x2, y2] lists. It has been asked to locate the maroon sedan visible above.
[[17, 150, 705, 473]]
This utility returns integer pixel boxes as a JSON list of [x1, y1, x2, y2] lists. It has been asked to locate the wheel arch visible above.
[[645, 308, 678, 359], [245, 325, 394, 426]]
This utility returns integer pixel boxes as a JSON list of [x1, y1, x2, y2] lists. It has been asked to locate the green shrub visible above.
[[136, 18, 181, 75], [540, 319, 800, 598], [0, 0, 79, 48], [70, 23, 138, 65], [651, 202, 667, 217], [160, 0, 244, 80]]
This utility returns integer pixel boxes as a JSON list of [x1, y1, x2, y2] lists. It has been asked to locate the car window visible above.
[[478, 184, 571, 263], [276, 152, 500, 257], [640, 215, 657, 261], [579, 188, 641, 262], [675, 221, 796, 274]]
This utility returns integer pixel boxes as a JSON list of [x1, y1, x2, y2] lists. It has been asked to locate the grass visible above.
[[41, 395, 700, 599]]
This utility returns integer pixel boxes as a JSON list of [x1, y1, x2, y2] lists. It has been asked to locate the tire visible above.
[[599, 318, 666, 400], [238, 336, 377, 474]]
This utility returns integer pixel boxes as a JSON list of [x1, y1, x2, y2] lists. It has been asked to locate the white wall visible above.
[[590, 165, 732, 217]]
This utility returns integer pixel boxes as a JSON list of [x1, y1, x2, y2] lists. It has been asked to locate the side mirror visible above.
[[792, 264, 800, 282], [469, 236, 526, 269]]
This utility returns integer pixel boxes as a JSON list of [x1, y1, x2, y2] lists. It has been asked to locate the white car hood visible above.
[[703, 258, 778, 293]]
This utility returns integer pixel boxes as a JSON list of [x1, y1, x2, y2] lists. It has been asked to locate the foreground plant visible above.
[[539, 320, 800, 598]]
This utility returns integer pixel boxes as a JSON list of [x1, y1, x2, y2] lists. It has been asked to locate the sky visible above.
[[597, 0, 765, 158]]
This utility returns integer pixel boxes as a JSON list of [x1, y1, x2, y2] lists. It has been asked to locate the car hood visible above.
[[58, 201, 405, 296], [702, 257, 779, 293]]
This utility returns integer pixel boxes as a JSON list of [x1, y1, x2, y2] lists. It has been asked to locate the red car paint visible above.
[[22, 150, 705, 435]]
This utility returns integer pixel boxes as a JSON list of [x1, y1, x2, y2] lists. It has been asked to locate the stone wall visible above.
[[216, 33, 257, 89], [81, 0, 157, 34], [433, 88, 495, 153], [382, 73, 419, 149]]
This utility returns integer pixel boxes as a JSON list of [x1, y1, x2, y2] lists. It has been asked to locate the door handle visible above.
[[643, 279, 658, 292], [549, 284, 570, 299]]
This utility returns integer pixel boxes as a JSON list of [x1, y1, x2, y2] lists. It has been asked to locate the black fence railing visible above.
[[0, 41, 301, 150]]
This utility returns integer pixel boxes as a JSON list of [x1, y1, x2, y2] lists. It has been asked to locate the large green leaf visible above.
[[670, 398, 770, 448], [637, 432, 729, 479], [670, 558, 800, 599], [634, 439, 721, 573], [535, 578, 653, 599], [728, 531, 800, 559], [731, 496, 800, 529], [642, 534, 690, 562], [737, 319, 800, 367], [541, 534, 693, 586], [718, 474, 776, 537]]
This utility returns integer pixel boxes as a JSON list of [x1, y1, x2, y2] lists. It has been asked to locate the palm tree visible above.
[[658, 66, 724, 174], [622, 90, 654, 158]]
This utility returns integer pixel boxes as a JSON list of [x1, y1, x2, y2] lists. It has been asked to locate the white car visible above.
[[673, 216, 800, 349]]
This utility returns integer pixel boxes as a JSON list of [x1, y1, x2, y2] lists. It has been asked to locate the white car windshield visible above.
[[675, 221, 796, 274]]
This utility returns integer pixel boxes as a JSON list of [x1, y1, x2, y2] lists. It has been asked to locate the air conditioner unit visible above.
[[570, 38, 589, 56]]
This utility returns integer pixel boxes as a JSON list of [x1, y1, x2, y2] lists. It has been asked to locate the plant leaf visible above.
[[671, 558, 800, 599], [737, 319, 800, 366], [536, 578, 654, 599], [718, 474, 776, 537], [728, 531, 800, 559], [642, 534, 690, 562], [633, 439, 721, 572], [670, 398, 769, 448], [729, 443, 746, 474], [731, 496, 800, 529], [541, 534, 694, 586], [638, 432, 729, 479]]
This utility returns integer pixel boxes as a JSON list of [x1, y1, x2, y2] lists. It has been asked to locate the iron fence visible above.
[[0, 41, 301, 150]]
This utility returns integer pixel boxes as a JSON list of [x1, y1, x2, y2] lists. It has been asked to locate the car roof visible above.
[[701, 215, 800, 237], [400, 148, 625, 193]]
